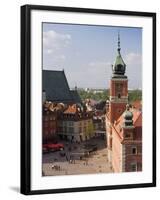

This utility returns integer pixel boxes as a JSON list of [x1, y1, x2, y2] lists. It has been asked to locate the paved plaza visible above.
[[42, 137, 113, 176]]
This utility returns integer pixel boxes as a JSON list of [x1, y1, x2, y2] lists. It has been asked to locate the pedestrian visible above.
[[66, 154, 68, 161], [51, 163, 55, 170]]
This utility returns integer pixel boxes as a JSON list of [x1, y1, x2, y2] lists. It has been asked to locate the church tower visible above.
[[109, 33, 128, 123]]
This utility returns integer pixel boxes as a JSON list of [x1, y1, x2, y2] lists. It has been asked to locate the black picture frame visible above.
[[21, 4, 156, 195]]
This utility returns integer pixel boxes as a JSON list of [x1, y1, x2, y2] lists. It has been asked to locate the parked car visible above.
[[43, 143, 64, 152]]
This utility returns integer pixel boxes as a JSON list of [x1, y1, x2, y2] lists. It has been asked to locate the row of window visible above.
[[62, 120, 92, 127], [44, 129, 56, 135], [130, 146, 142, 155], [130, 162, 142, 171], [43, 116, 56, 121], [62, 126, 92, 133], [43, 122, 56, 128]]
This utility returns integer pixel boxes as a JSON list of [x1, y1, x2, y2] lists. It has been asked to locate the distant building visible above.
[[43, 70, 82, 104], [85, 88, 90, 93], [93, 90, 103, 94], [106, 34, 142, 172]]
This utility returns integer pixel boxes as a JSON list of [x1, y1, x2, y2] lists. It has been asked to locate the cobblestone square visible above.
[[42, 137, 113, 176]]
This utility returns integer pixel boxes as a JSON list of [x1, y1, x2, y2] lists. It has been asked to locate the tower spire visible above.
[[118, 31, 121, 53], [112, 31, 126, 77]]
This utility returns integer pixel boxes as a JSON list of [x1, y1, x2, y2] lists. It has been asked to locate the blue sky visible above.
[[43, 23, 142, 89]]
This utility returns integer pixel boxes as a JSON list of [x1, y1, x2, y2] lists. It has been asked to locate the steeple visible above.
[[112, 32, 126, 78], [118, 31, 121, 53]]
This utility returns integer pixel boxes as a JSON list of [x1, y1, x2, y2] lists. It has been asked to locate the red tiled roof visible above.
[[114, 109, 142, 134], [43, 101, 65, 112], [132, 100, 142, 110], [133, 110, 142, 127], [64, 104, 78, 114]]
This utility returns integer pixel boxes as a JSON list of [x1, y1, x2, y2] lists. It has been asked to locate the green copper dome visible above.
[[123, 104, 133, 126], [114, 53, 126, 67], [124, 110, 133, 120]]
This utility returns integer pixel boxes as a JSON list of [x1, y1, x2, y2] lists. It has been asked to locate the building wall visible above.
[[109, 102, 127, 123], [110, 79, 128, 97], [58, 118, 94, 142], [109, 78, 128, 123], [43, 113, 57, 142], [112, 128, 122, 172], [124, 144, 142, 172]]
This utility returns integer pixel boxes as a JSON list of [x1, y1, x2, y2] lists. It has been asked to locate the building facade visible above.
[[43, 103, 58, 143], [58, 104, 94, 142], [106, 34, 142, 172], [42, 101, 65, 143]]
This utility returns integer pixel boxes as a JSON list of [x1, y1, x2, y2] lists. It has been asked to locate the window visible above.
[[118, 93, 121, 98], [44, 116, 48, 121], [44, 122, 48, 128], [131, 163, 137, 172], [68, 121, 73, 126], [131, 147, 137, 154], [79, 127, 82, 133], [68, 127, 74, 133], [125, 132, 131, 138]]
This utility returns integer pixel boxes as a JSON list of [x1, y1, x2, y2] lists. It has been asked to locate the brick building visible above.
[[106, 34, 142, 172], [43, 102, 63, 143]]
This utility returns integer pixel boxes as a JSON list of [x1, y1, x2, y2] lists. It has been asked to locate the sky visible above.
[[43, 23, 142, 89]]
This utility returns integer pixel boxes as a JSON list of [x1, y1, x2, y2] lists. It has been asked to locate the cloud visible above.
[[88, 61, 111, 67], [43, 30, 71, 54], [67, 61, 112, 88], [43, 30, 71, 68], [124, 52, 142, 65], [87, 61, 111, 75], [124, 52, 142, 89]]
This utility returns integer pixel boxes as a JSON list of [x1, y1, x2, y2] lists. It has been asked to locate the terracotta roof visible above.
[[43, 101, 65, 112], [64, 104, 78, 114], [114, 109, 142, 135], [132, 100, 142, 110], [133, 110, 142, 127]]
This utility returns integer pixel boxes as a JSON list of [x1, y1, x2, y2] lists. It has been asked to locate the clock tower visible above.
[[109, 33, 128, 123], [106, 33, 128, 163]]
